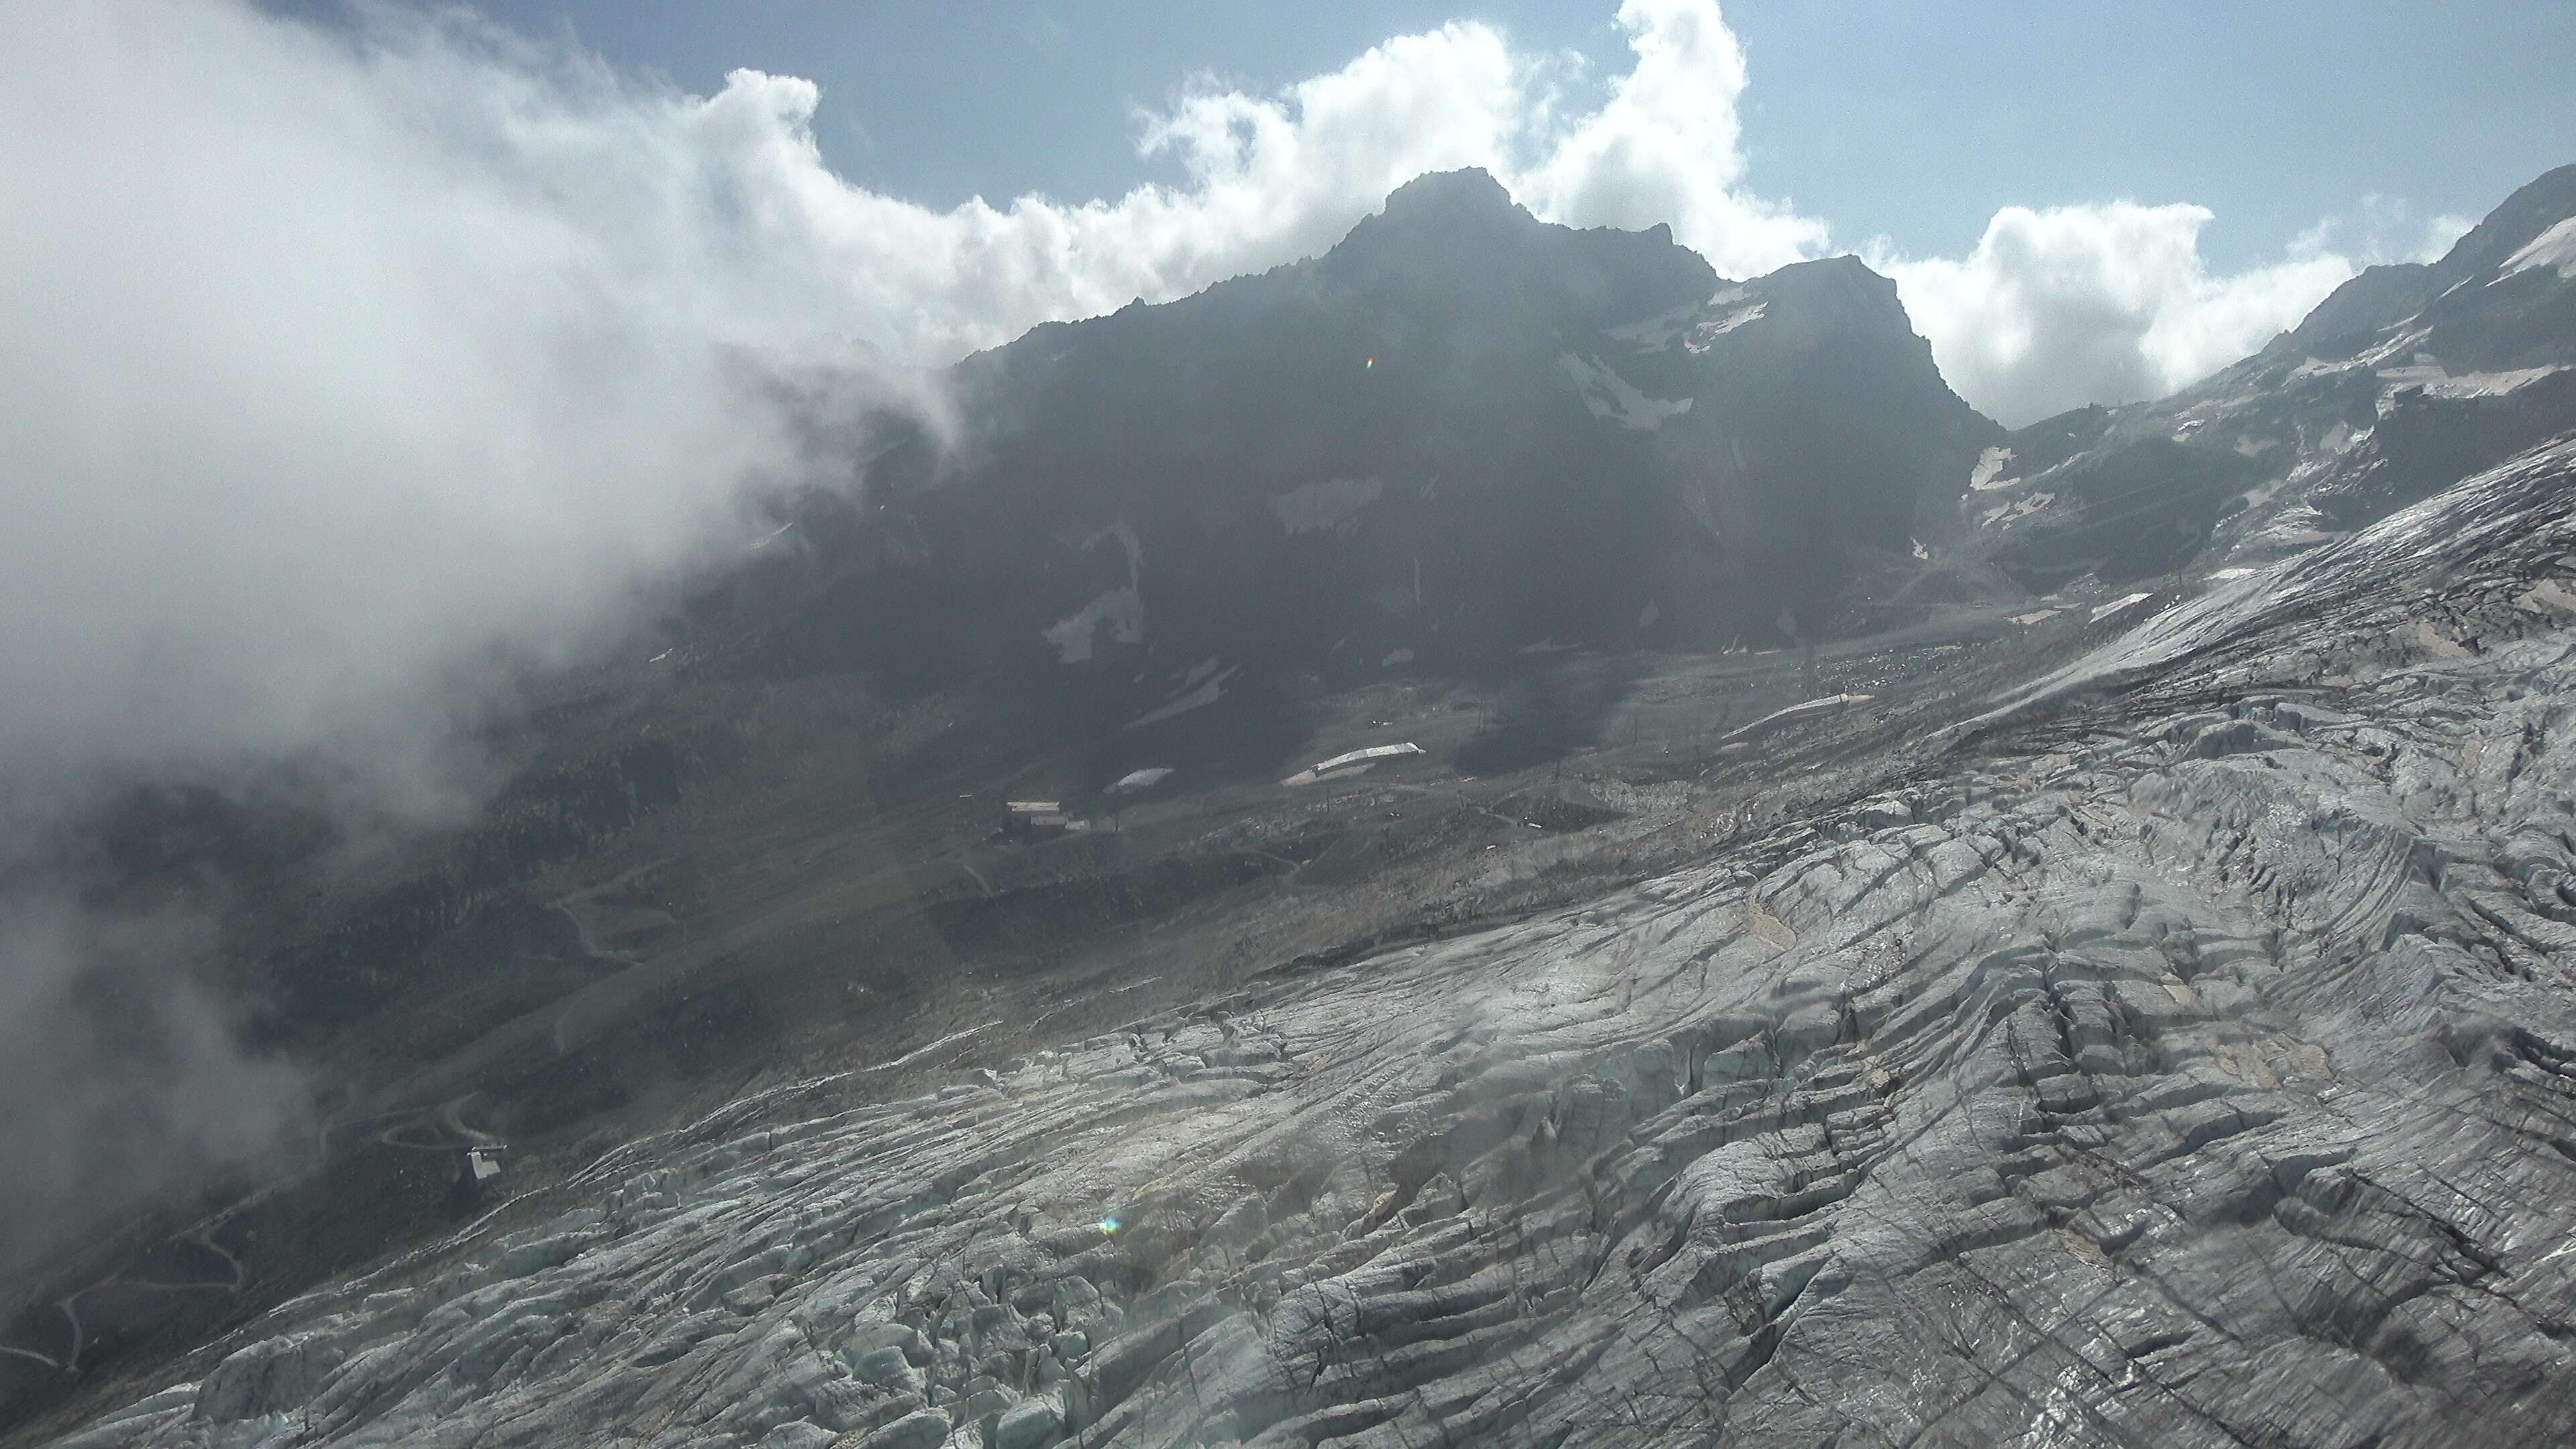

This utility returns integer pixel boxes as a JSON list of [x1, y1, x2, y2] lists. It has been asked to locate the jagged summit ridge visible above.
[[760, 168, 1988, 735]]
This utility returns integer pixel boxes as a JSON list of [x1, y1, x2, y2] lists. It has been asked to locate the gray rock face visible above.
[[47, 435, 2576, 1446]]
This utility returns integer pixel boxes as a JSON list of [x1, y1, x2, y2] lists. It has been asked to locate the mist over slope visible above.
[[0, 0, 945, 1287]]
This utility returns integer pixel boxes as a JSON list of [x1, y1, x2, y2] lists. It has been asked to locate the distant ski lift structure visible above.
[[1281, 742, 1424, 787]]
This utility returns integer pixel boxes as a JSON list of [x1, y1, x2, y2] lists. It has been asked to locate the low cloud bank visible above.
[[0, 0, 944, 1269], [1876, 203, 2359, 427], [1876, 198, 2474, 427]]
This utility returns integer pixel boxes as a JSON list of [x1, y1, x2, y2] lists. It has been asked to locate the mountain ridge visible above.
[[737, 167, 1994, 743]]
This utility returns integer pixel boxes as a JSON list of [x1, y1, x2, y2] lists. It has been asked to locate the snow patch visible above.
[[2356, 327, 2432, 368], [1283, 742, 1424, 787], [1556, 353, 1693, 430], [1044, 589, 1142, 663], [2090, 592, 2157, 623], [1683, 303, 1766, 353], [1717, 694, 1871, 745], [1968, 447, 2017, 491], [2246, 504, 2336, 553], [1124, 664, 1240, 730], [1045, 522, 1146, 662], [1978, 491, 2055, 528], [2498, 216, 2576, 281], [2377, 362, 2568, 402], [2429, 366, 2558, 399]]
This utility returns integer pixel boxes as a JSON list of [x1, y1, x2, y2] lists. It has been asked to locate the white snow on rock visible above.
[[2498, 215, 2576, 280], [1109, 768, 1174, 794], [1968, 447, 2017, 491], [1044, 521, 1147, 662], [1123, 665, 1238, 730], [1555, 353, 1694, 430], [1682, 303, 1766, 353], [2377, 363, 2568, 400], [2090, 591, 2158, 623], [2245, 503, 2338, 553], [1978, 491, 2055, 528], [1716, 692, 1871, 746], [1267, 476, 1383, 535], [1282, 742, 1424, 787], [1044, 589, 1143, 663]]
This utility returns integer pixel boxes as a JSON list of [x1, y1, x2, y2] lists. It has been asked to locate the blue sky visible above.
[[374, 1, 2573, 273]]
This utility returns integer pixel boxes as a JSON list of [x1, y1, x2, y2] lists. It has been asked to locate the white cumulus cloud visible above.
[[1874, 190, 2485, 428], [666, 0, 1828, 365], [1876, 203, 2362, 428]]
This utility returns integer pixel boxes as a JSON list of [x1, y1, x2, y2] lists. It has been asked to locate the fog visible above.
[[0, 1, 943, 1271]]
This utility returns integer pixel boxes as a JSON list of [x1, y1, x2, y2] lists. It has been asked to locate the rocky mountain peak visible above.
[[1373, 166, 1522, 227], [1316, 169, 1719, 334], [2279, 160, 2576, 364], [773, 170, 1988, 725], [2432, 160, 2576, 282]]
